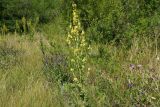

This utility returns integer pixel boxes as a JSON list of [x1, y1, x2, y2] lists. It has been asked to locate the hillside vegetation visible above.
[[0, 0, 160, 107]]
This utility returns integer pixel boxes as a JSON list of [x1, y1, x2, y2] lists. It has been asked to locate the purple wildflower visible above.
[[129, 64, 135, 70]]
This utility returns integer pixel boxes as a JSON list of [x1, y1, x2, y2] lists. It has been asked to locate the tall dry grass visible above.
[[0, 33, 159, 107]]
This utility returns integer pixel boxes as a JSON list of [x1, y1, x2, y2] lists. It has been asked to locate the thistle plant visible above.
[[67, 1, 89, 83]]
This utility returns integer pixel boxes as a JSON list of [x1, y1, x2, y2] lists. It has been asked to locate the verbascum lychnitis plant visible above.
[[66, 2, 90, 105], [67, 1, 89, 83]]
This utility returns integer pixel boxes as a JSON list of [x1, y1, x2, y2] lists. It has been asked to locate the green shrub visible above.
[[0, 0, 63, 32]]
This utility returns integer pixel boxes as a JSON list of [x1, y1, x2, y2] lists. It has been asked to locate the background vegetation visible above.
[[0, 0, 160, 107]]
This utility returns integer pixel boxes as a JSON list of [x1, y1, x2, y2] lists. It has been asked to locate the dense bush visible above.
[[1, 0, 160, 43], [75, 0, 160, 43], [0, 0, 62, 31]]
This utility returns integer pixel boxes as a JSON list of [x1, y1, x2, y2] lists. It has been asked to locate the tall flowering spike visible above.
[[67, 1, 89, 82]]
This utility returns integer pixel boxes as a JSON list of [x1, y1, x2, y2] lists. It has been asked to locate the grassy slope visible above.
[[0, 28, 159, 106], [0, 34, 64, 107]]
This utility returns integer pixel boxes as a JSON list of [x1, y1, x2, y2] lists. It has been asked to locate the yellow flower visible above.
[[70, 68, 74, 72], [151, 97, 156, 100], [67, 2, 89, 81], [68, 33, 72, 38], [81, 30, 85, 35], [72, 3, 77, 8], [88, 46, 91, 50], [71, 59, 75, 62], [73, 77, 78, 82], [88, 68, 91, 71], [82, 58, 86, 62], [66, 38, 71, 45]]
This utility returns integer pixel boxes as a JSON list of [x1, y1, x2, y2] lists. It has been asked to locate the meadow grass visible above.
[[0, 32, 159, 107], [0, 34, 63, 107]]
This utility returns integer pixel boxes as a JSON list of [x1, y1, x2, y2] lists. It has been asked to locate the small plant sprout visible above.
[[1, 24, 8, 35]]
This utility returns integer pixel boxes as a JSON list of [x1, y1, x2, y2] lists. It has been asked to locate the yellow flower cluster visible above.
[[67, 2, 89, 82]]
